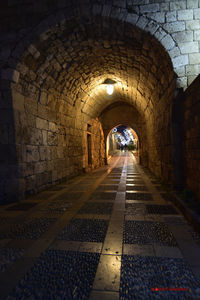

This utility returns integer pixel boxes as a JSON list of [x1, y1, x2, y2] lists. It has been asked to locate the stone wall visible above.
[[11, 83, 84, 198], [1, 0, 199, 203], [182, 74, 200, 202], [82, 118, 105, 172], [1, 0, 200, 89]]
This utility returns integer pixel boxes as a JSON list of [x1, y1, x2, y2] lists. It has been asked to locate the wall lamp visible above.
[[103, 78, 116, 95]]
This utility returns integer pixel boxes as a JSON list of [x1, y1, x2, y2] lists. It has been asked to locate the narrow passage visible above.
[[0, 152, 199, 299]]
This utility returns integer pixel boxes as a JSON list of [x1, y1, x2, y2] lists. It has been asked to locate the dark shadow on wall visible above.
[[0, 83, 20, 204], [171, 88, 184, 191]]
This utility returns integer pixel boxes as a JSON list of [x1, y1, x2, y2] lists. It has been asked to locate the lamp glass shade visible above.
[[106, 84, 114, 95]]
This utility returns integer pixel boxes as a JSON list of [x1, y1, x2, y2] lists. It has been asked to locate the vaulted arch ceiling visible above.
[[16, 16, 175, 119]]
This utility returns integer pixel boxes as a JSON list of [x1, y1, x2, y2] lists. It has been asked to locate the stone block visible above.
[[172, 54, 189, 67], [113, 0, 126, 8], [34, 51, 40, 59], [145, 20, 159, 35], [140, 3, 159, 13], [37, 103, 48, 120], [174, 66, 186, 77], [187, 0, 198, 8], [160, 3, 169, 12], [42, 130, 48, 145], [188, 75, 198, 85], [166, 11, 177, 22], [168, 46, 181, 59], [25, 175, 36, 192], [176, 77, 188, 89], [186, 20, 200, 29], [29, 128, 42, 146], [178, 9, 193, 21], [147, 12, 165, 23], [186, 64, 200, 75], [36, 117, 48, 130], [1, 68, 19, 83], [154, 27, 166, 41], [163, 21, 185, 33], [12, 90, 24, 111], [39, 91, 48, 105], [170, 1, 186, 11], [194, 29, 200, 40], [28, 44, 37, 56], [189, 52, 200, 63], [40, 146, 49, 163], [161, 34, 175, 50], [179, 41, 199, 53], [136, 16, 149, 29], [126, 13, 139, 25], [48, 131, 58, 145], [24, 97, 37, 116], [34, 161, 47, 174], [49, 122, 57, 132], [172, 31, 193, 43], [194, 8, 200, 19], [102, 4, 112, 17], [26, 145, 39, 162]]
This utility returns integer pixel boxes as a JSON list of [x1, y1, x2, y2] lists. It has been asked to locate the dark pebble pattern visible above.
[[126, 193, 153, 201], [0, 218, 56, 239], [6, 202, 37, 211], [127, 186, 148, 191], [120, 255, 200, 300], [55, 192, 82, 201], [125, 203, 146, 215], [7, 250, 100, 300], [48, 186, 65, 191], [96, 185, 118, 191], [146, 205, 178, 215], [89, 192, 116, 200], [40, 201, 72, 214], [78, 202, 113, 214], [126, 185, 147, 191], [126, 180, 145, 184], [0, 248, 24, 273], [57, 218, 109, 242], [123, 221, 177, 246], [163, 216, 187, 224]]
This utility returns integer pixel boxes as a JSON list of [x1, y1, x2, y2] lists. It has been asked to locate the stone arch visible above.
[[106, 124, 140, 159], [2, 3, 179, 87], [0, 2, 180, 202]]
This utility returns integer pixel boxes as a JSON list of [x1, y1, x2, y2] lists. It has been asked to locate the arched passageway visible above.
[[106, 125, 139, 160], [0, 2, 200, 299], [1, 13, 177, 202], [0, 1, 199, 205]]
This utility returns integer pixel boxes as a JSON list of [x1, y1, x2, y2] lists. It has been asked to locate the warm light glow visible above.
[[106, 84, 114, 95]]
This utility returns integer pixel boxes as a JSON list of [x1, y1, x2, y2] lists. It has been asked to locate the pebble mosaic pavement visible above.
[[0, 152, 199, 299]]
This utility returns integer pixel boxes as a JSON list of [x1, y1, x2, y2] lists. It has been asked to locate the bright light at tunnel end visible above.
[[106, 84, 114, 95]]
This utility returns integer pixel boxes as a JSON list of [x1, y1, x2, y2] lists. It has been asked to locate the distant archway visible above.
[[106, 124, 140, 163]]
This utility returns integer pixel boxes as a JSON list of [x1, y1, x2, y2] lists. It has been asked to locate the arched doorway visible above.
[[106, 125, 140, 163]]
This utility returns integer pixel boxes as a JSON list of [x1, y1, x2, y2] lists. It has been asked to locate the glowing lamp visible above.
[[103, 78, 116, 95], [106, 84, 114, 95]]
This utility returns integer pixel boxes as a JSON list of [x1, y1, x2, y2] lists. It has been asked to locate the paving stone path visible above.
[[0, 152, 200, 299]]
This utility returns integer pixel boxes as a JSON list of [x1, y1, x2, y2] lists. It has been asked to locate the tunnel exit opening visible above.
[[106, 125, 139, 162]]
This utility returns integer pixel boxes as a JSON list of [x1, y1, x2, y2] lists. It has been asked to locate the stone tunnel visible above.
[[0, 1, 200, 299], [0, 0, 199, 204]]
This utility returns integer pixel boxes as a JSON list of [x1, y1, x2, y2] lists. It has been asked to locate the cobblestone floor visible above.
[[0, 152, 199, 299]]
